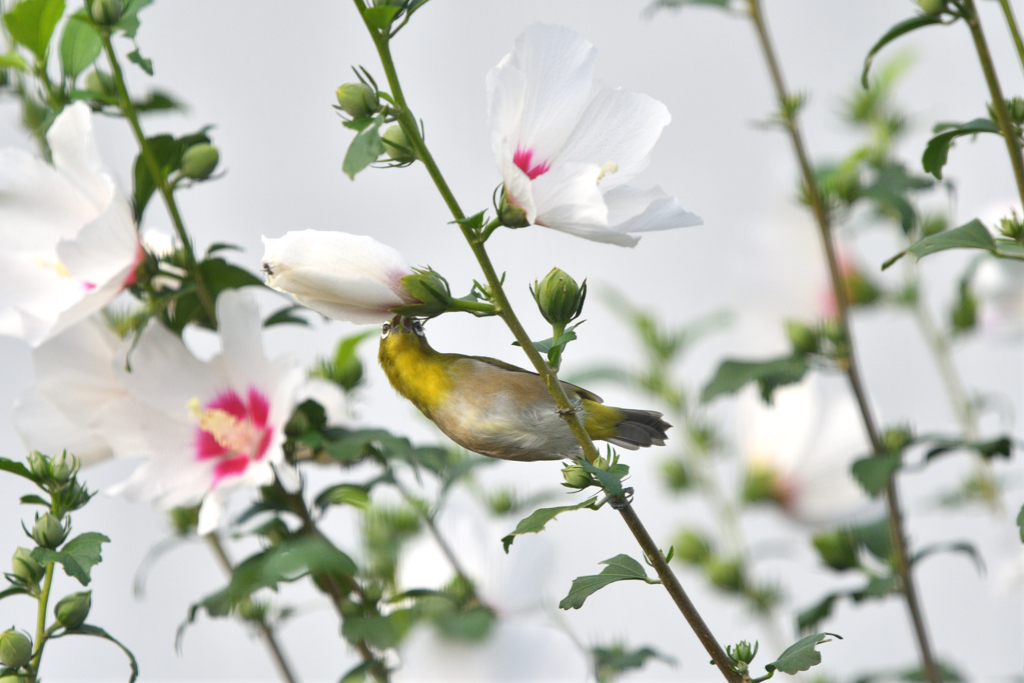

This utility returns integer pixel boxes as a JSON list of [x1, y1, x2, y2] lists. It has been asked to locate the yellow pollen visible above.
[[596, 161, 619, 183], [189, 397, 262, 454], [34, 257, 72, 279]]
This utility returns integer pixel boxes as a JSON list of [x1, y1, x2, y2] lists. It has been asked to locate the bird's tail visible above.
[[606, 409, 671, 450]]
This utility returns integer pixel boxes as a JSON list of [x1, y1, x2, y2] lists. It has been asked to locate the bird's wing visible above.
[[463, 354, 605, 403]]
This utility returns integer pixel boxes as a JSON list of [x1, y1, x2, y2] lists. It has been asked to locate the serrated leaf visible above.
[[701, 355, 808, 403], [126, 47, 152, 75], [765, 632, 842, 675], [851, 452, 901, 497], [32, 532, 110, 585], [0, 457, 37, 483], [112, 0, 153, 38], [862, 14, 943, 87], [502, 496, 597, 552], [363, 5, 400, 31], [559, 554, 656, 610], [922, 118, 1001, 179], [52, 624, 138, 682], [343, 116, 384, 179], [59, 12, 100, 80], [592, 644, 674, 679], [4, 0, 65, 62], [315, 484, 370, 511]]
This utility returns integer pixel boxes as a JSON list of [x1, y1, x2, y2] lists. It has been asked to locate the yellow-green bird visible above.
[[378, 316, 670, 461]]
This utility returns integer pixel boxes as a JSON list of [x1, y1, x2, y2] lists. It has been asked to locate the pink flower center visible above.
[[513, 146, 551, 180], [193, 387, 273, 485]]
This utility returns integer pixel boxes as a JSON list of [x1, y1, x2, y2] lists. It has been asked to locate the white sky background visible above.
[[0, 0, 1022, 681]]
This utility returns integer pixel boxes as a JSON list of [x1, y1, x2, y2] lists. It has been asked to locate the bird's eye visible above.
[[381, 322, 391, 339], [412, 320, 425, 336]]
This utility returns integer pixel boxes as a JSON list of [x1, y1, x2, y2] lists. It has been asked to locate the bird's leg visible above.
[[608, 488, 635, 510]]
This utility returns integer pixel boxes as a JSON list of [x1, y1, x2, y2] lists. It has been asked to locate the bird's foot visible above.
[[608, 487, 634, 509]]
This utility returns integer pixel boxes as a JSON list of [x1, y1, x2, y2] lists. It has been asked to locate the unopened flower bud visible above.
[[561, 463, 593, 489], [997, 211, 1024, 242], [703, 555, 744, 592], [32, 513, 67, 550], [335, 83, 380, 118], [26, 452, 49, 481], [381, 125, 415, 162], [785, 320, 818, 355], [660, 459, 690, 491], [532, 268, 586, 326], [397, 268, 451, 318], [54, 591, 91, 629], [729, 640, 758, 666], [90, 0, 123, 25], [10, 548, 43, 585], [672, 529, 711, 565], [812, 529, 859, 571], [917, 0, 946, 14], [0, 629, 32, 669], [497, 190, 530, 228], [881, 425, 913, 454], [742, 463, 778, 504], [180, 143, 220, 180], [50, 458, 71, 485]]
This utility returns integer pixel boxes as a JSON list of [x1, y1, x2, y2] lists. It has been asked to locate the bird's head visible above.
[[378, 315, 432, 365]]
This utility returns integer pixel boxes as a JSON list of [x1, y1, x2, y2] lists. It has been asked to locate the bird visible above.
[[378, 315, 670, 461]]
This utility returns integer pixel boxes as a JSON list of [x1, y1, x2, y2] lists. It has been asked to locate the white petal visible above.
[[47, 102, 111, 208], [196, 490, 227, 536], [555, 82, 671, 189], [499, 153, 538, 223], [604, 184, 703, 234], [262, 231, 415, 323], [14, 388, 113, 466], [529, 162, 613, 239], [0, 149, 97, 247], [487, 23, 596, 164]]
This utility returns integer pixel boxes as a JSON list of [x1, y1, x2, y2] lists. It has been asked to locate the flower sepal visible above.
[[393, 267, 451, 319]]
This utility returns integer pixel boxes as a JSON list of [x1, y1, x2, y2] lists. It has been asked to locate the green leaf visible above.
[[559, 554, 657, 610], [765, 632, 842, 675], [132, 130, 212, 221], [52, 624, 138, 682], [1017, 503, 1024, 542], [19, 494, 49, 506], [581, 459, 627, 497], [133, 89, 184, 113], [512, 321, 582, 354], [0, 51, 30, 70], [796, 594, 839, 632], [343, 116, 384, 179], [363, 5, 400, 31], [849, 518, 893, 561], [911, 541, 983, 573], [32, 532, 110, 585], [501, 496, 597, 552], [923, 436, 1011, 461], [263, 304, 308, 327], [197, 258, 265, 296], [0, 457, 37, 483], [922, 119, 1001, 179], [851, 452, 901, 497], [341, 609, 413, 650], [701, 355, 808, 403], [315, 484, 370, 511], [907, 219, 995, 261], [4, 0, 65, 62], [0, 586, 30, 601], [862, 14, 944, 88], [126, 47, 152, 75], [592, 644, 674, 681], [321, 428, 413, 464], [994, 239, 1024, 259], [59, 12, 100, 80], [113, 0, 154, 38]]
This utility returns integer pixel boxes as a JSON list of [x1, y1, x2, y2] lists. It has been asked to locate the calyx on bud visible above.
[[10, 548, 44, 585], [497, 189, 530, 228], [54, 591, 92, 630], [381, 125, 416, 162], [0, 629, 32, 669], [917, 0, 946, 14], [32, 513, 67, 550], [812, 529, 859, 571], [180, 143, 220, 180], [396, 267, 451, 318], [532, 268, 586, 326], [335, 83, 380, 118], [561, 463, 594, 490], [997, 210, 1024, 242]]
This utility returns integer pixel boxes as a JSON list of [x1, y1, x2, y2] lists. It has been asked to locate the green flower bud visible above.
[[26, 452, 49, 481], [32, 513, 67, 550], [785, 320, 819, 355], [742, 463, 778, 505], [812, 529, 859, 571], [237, 597, 267, 622], [180, 143, 220, 180], [10, 548, 43, 585], [672, 529, 711, 565], [703, 555, 744, 592], [845, 268, 880, 307], [561, 463, 594, 490], [660, 458, 690, 491], [85, 70, 116, 96], [881, 425, 913, 454], [90, 0, 123, 25], [532, 268, 586, 326], [335, 83, 380, 118], [486, 488, 516, 515], [951, 282, 977, 334], [0, 629, 32, 669], [398, 268, 451, 318], [54, 591, 91, 629], [0, 674, 32, 683], [497, 190, 530, 228], [920, 214, 947, 238], [917, 0, 946, 14], [50, 459, 71, 485], [169, 506, 200, 536], [381, 125, 416, 162], [997, 211, 1024, 242], [728, 640, 758, 666]]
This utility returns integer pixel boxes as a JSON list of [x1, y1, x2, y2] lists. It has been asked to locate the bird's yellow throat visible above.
[[378, 323, 452, 415]]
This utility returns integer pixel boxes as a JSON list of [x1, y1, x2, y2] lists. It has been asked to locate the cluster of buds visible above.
[[25, 452, 91, 518], [997, 209, 1024, 243]]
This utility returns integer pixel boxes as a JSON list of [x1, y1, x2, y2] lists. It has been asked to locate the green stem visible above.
[[448, 298, 497, 315], [98, 31, 218, 325], [996, 0, 1024, 78], [477, 217, 503, 243], [206, 535, 299, 683], [29, 562, 55, 678], [745, 3, 940, 682], [962, 0, 1024, 210], [352, 5, 741, 681]]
